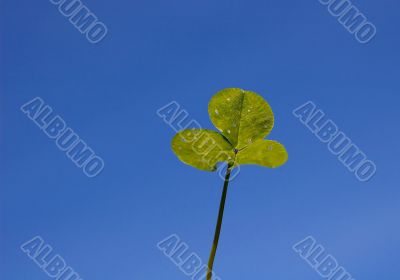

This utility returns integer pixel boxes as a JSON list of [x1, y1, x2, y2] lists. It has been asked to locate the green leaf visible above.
[[208, 88, 274, 149], [171, 88, 287, 171], [236, 140, 288, 168], [169, 88, 288, 280], [171, 129, 235, 171]]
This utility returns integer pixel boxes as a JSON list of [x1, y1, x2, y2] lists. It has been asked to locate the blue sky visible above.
[[1, 0, 399, 279]]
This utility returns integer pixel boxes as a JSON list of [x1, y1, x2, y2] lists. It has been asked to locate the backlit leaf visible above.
[[208, 88, 274, 149], [171, 88, 287, 171], [236, 140, 288, 168], [171, 129, 235, 171]]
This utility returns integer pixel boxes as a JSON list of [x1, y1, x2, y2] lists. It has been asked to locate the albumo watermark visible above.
[[157, 101, 240, 182], [21, 97, 104, 178], [318, 0, 377, 44], [21, 236, 83, 280], [293, 101, 376, 182], [293, 236, 355, 280], [157, 234, 221, 280], [50, 0, 108, 44]]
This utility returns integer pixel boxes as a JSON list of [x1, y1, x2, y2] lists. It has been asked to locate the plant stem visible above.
[[207, 165, 232, 280]]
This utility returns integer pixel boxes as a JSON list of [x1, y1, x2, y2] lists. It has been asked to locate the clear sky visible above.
[[1, 0, 399, 279]]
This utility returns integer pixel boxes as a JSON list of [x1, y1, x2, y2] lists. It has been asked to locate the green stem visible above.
[[207, 165, 232, 280]]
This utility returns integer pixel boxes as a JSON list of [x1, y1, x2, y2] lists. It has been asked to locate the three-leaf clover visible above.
[[171, 88, 288, 279]]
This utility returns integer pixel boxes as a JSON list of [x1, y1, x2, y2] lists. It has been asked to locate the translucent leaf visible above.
[[208, 88, 274, 149], [236, 140, 288, 168], [171, 129, 235, 171], [171, 88, 287, 171]]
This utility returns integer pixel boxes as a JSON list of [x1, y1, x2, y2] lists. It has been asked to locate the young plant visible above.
[[171, 88, 288, 279]]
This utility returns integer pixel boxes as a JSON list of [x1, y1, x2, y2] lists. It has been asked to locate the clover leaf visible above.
[[170, 88, 288, 279], [171, 129, 235, 171], [172, 88, 288, 170]]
